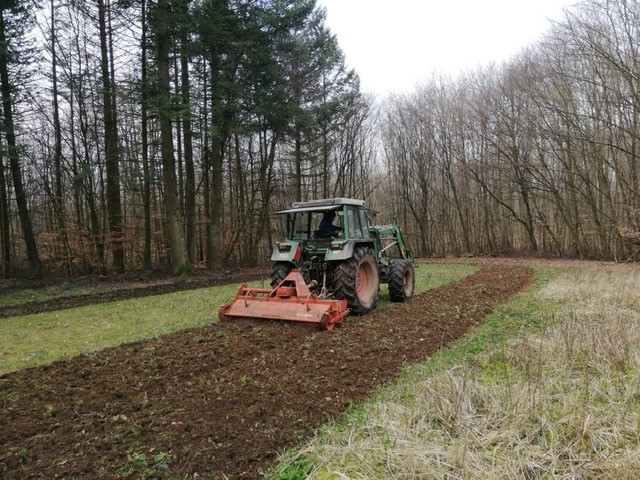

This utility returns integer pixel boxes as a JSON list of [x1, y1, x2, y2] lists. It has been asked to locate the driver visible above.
[[318, 210, 343, 237]]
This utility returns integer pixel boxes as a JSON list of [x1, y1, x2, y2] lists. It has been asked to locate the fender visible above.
[[271, 240, 302, 263], [325, 239, 374, 261]]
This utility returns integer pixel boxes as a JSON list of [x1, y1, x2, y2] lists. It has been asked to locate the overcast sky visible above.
[[315, 0, 576, 97]]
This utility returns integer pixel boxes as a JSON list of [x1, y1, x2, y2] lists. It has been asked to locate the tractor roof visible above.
[[277, 198, 365, 214]]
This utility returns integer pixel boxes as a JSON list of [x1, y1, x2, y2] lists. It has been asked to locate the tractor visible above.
[[219, 198, 415, 329]]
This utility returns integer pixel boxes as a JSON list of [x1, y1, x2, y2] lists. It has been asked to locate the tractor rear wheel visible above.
[[332, 247, 379, 315], [270, 262, 293, 288], [388, 259, 415, 302]]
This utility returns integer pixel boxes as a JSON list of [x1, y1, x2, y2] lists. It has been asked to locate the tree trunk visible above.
[[294, 128, 302, 202], [0, 9, 42, 278], [98, 0, 124, 272], [201, 60, 212, 266], [97, 0, 124, 272], [50, 0, 71, 275], [140, 0, 152, 270], [0, 144, 9, 277], [207, 51, 223, 270], [155, 0, 189, 274], [181, 28, 197, 263], [208, 122, 223, 269]]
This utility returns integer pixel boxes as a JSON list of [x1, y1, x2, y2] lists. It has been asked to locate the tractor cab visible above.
[[272, 198, 374, 266], [289, 206, 344, 241], [282, 198, 371, 241]]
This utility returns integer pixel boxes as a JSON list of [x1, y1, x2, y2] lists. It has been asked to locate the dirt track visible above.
[[0, 263, 533, 478]]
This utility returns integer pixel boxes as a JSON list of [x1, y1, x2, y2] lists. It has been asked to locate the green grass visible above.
[[0, 264, 475, 376], [0, 279, 269, 375], [408, 265, 564, 373]]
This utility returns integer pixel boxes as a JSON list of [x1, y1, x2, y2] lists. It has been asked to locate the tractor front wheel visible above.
[[270, 262, 293, 288], [332, 247, 379, 315], [388, 259, 415, 302]]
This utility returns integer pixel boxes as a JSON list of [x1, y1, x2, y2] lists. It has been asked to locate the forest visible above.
[[0, 0, 638, 278]]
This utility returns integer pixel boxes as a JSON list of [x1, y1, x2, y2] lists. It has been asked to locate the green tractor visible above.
[[271, 198, 415, 315]]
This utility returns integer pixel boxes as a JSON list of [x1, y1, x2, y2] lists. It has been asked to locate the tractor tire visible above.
[[388, 259, 415, 302], [270, 262, 293, 288], [332, 247, 379, 315]]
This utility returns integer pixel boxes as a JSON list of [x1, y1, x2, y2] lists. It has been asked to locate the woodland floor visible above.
[[0, 262, 533, 479]]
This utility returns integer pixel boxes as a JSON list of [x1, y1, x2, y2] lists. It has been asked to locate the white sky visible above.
[[316, 0, 576, 97]]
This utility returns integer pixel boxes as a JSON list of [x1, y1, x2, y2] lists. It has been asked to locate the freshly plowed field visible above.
[[0, 264, 533, 478]]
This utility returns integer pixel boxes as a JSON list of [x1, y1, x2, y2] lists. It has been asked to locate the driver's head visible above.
[[324, 211, 336, 221]]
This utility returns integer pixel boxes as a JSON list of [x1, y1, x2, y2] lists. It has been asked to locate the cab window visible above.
[[359, 209, 371, 238], [347, 206, 364, 238], [292, 212, 311, 239]]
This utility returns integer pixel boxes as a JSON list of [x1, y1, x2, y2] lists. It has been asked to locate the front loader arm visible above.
[[371, 223, 413, 261]]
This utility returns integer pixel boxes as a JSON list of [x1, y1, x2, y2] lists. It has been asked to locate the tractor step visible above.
[[218, 270, 349, 330]]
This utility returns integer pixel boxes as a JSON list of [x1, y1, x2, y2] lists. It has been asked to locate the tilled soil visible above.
[[0, 264, 533, 479]]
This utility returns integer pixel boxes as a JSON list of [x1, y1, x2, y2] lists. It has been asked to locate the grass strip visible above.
[[0, 263, 474, 376], [271, 264, 572, 479]]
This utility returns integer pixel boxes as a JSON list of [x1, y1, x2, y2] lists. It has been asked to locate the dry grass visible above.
[[287, 265, 640, 479]]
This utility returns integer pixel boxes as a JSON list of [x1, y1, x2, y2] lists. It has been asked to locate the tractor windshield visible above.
[[289, 209, 343, 240]]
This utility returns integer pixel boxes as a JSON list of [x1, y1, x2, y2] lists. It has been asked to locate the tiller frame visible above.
[[218, 270, 349, 330]]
